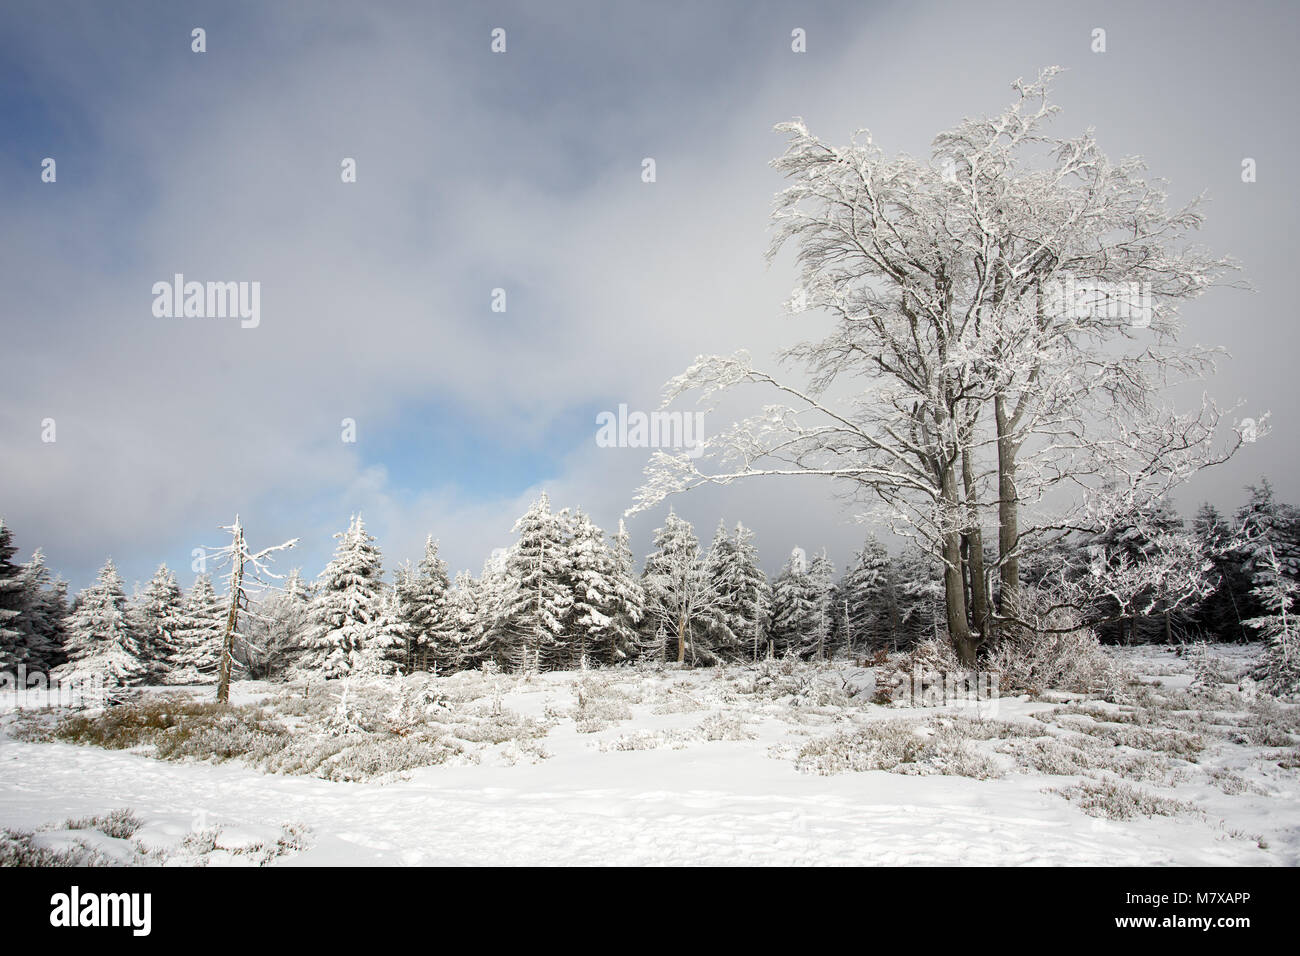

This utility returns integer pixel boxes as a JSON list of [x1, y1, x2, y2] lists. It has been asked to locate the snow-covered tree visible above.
[[253, 568, 312, 680], [196, 515, 299, 701], [770, 549, 816, 658], [1235, 480, 1300, 619], [170, 574, 223, 684], [606, 519, 646, 665], [642, 511, 718, 664], [1246, 543, 1300, 696], [55, 558, 145, 688], [0, 520, 24, 671], [1079, 499, 1210, 645], [563, 510, 621, 667], [1191, 504, 1251, 642], [497, 493, 571, 672], [448, 569, 493, 670], [894, 548, 943, 648], [132, 564, 185, 683], [395, 536, 456, 673], [352, 583, 404, 678], [301, 514, 383, 680], [840, 536, 897, 655], [634, 68, 1252, 665], [804, 550, 836, 660], [15, 549, 68, 672], [702, 521, 768, 662]]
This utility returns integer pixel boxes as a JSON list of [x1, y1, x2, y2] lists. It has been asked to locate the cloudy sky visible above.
[[1, 0, 1297, 594]]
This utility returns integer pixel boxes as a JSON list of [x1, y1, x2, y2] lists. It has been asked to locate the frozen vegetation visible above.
[[2, 643, 1297, 866]]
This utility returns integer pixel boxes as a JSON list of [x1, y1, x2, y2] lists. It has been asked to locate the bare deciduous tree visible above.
[[634, 68, 1261, 665]]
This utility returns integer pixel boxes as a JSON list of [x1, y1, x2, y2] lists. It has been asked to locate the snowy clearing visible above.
[[2, 645, 1297, 866]]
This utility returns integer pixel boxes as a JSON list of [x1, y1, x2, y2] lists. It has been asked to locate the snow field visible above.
[[1, 645, 1297, 866]]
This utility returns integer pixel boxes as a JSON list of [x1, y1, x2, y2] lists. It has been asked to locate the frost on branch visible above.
[[636, 67, 1260, 665]]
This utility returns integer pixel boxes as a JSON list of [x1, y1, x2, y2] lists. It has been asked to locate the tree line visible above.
[[2, 477, 1297, 689]]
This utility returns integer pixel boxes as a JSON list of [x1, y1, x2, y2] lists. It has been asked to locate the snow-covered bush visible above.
[[311, 735, 464, 782], [1053, 779, 1196, 820], [696, 712, 755, 741], [573, 675, 635, 733], [54, 696, 281, 751], [0, 828, 118, 866], [1185, 642, 1237, 687], [61, 808, 142, 840], [983, 589, 1124, 695], [795, 719, 1002, 779], [876, 638, 971, 705], [451, 707, 550, 745], [1232, 697, 1300, 747], [1005, 736, 1172, 783], [1, 809, 308, 866], [733, 655, 854, 707], [597, 728, 689, 752]]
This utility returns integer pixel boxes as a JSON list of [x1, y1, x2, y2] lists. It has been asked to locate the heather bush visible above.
[[1054, 779, 1195, 820]]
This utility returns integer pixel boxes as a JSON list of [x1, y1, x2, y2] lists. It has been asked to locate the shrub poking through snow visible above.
[[795, 718, 1003, 779], [1186, 641, 1237, 687], [1005, 736, 1172, 783], [62, 809, 143, 840], [1053, 779, 1196, 820], [982, 587, 1126, 696], [696, 712, 756, 741], [1, 810, 309, 866], [573, 675, 634, 733], [48, 683, 524, 782]]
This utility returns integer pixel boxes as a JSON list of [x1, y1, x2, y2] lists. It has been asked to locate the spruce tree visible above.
[[448, 569, 493, 670], [1246, 542, 1300, 695], [803, 550, 836, 660], [395, 537, 456, 673], [894, 548, 942, 648], [353, 583, 404, 677], [701, 521, 767, 663], [498, 493, 571, 671], [770, 548, 816, 657], [1086, 499, 1193, 644], [606, 519, 646, 664], [255, 568, 312, 679], [1235, 480, 1300, 634], [0, 520, 24, 671], [841, 536, 898, 654], [17, 550, 68, 672], [55, 558, 146, 687], [170, 574, 223, 683], [133, 564, 185, 683], [1192, 504, 1251, 642], [564, 510, 622, 667], [301, 514, 386, 679]]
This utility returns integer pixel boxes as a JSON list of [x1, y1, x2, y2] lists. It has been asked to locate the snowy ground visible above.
[[1, 645, 1297, 866]]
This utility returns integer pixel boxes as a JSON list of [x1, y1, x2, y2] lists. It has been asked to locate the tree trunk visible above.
[[944, 533, 978, 665], [676, 612, 687, 664], [995, 394, 1020, 616], [940, 464, 977, 665], [961, 445, 991, 643], [217, 549, 243, 705]]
